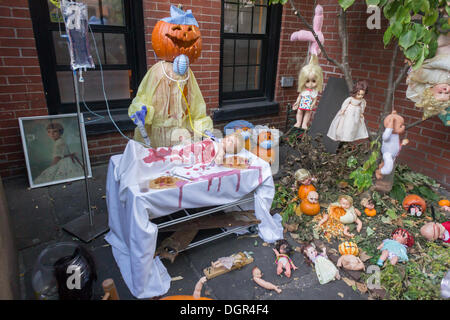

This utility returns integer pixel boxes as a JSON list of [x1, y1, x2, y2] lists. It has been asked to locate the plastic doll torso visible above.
[[298, 89, 318, 110]]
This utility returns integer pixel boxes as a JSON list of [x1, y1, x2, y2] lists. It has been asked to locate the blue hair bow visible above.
[[162, 5, 199, 27]]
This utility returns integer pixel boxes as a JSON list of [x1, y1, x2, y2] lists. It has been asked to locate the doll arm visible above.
[[377, 242, 384, 250], [382, 127, 394, 142], [193, 276, 207, 299], [355, 208, 362, 216], [360, 99, 367, 117], [272, 248, 280, 257], [293, 94, 302, 109], [339, 97, 351, 115]]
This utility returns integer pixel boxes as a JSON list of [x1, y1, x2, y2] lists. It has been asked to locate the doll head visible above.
[[360, 198, 374, 210], [298, 55, 323, 93], [307, 191, 319, 204], [300, 243, 317, 266], [252, 266, 262, 278], [46, 122, 64, 141], [352, 80, 368, 99], [222, 131, 245, 154], [275, 239, 292, 256], [294, 168, 313, 185], [420, 222, 443, 241], [392, 228, 415, 247], [338, 195, 353, 210]]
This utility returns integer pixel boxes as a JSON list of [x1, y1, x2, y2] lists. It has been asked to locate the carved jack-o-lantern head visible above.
[[152, 6, 202, 63]]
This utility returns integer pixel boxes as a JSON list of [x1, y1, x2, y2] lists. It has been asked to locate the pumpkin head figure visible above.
[[152, 6, 202, 64], [402, 194, 426, 217]]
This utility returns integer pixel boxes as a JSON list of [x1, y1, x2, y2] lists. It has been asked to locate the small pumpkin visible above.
[[338, 241, 359, 256], [298, 184, 316, 200], [438, 199, 450, 207], [364, 208, 377, 217], [300, 191, 320, 216], [152, 20, 202, 63]]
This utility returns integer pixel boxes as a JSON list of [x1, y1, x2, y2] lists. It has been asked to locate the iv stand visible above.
[[61, 70, 109, 242]]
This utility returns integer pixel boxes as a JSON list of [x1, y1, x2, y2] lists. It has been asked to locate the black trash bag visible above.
[[53, 245, 97, 300]]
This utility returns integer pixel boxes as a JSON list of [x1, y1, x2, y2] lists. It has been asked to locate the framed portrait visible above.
[[19, 113, 92, 188]]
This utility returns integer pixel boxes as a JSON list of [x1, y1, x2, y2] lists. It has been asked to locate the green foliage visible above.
[[349, 138, 381, 193]]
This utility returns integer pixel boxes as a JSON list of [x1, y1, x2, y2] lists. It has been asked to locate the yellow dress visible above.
[[128, 61, 213, 147]]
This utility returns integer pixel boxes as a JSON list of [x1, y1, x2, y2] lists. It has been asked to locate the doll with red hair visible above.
[[377, 228, 414, 267]]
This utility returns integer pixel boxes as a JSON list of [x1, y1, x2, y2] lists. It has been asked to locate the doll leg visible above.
[[377, 250, 389, 266], [343, 226, 355, 237], [389, 255, 399, 265], [335, 269, 341, 280], [380, 152, 394, 176], [301, 110, 312, 130], [318, 214, 328, 226], [284, 263, 292, 278], [276, 262, 283, 275], [294, 109, 304, 128], [355, 218, 362, 233]]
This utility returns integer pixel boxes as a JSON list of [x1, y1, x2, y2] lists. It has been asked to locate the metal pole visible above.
[[72, 70, 93, 226]]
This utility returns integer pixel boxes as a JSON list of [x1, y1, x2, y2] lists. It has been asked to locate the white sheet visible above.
[[105, 140, 283, 298]]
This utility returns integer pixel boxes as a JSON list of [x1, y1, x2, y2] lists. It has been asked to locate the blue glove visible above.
[[130, 105, 147, 125]]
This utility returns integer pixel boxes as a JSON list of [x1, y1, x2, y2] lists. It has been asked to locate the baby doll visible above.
[[360, 197, 377, 217], [273, 239, 298, 278], [214, 131, 245, 166], [336, 241, 365, 271], [327, 80, 369, 142], [301, 243, 340, 284], [420, 221, 450, 244], [252, 267, 282, 294], [292, 55, 323, 130], [375, 110, 409, 180], [318, 195, 362, 237], [294, 168, 317, 200], [377, 228, 414, 266]]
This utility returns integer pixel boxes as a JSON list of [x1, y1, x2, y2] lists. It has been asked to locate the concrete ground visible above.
[[3, 152, 366, 300]]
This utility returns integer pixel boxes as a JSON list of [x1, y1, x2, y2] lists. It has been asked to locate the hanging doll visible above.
[[318, 195, 362, 237], [292, 55, 323, 130], [273, 239, 298, 278], [301, 243, 340, 284], [420, 221, 450, 244], [128, 5, 213, 148], [377, 228, 414, 266], [375, 110, 409, 180], [327, 80, 369, 142]]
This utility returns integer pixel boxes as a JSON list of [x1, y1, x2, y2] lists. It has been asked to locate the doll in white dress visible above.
[[292, 55, 323, 130], [327, 80, 369, 142], [34, 123, 84, 185]]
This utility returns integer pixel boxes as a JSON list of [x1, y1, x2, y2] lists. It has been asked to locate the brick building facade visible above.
[[0, 0, 449, 187]]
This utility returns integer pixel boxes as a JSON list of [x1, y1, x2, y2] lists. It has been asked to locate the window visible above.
[[216, 0, 282, 121], [29, 0, 147, 132]]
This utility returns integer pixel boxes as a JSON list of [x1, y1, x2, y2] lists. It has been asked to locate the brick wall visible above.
[[0, 0, 448, 188]]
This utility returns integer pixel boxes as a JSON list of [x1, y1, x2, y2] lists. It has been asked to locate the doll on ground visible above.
[[318, 195, 362, 237], [294, 168, 317, 200], [34, 122, 84, 185], [273, 239, 298, 278], [360, 197, 377, 217], [292, 55, 323, 130], [327, 80, 369, 142], [336, 241, 365, 271], [252, 267, 282, 294], [420, 221, 450, 244], [377, 228, 414, 267], [301, 243, 340, 284]]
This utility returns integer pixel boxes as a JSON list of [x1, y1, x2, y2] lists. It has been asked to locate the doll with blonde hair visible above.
[[292, 55, 324, 130], [318, 195, 362, 237]]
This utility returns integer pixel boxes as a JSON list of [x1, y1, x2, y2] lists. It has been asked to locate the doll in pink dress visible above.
[[292, 55, 323, 130]]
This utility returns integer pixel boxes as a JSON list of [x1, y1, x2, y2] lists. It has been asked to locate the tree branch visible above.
[[338, 7, 353, 92]]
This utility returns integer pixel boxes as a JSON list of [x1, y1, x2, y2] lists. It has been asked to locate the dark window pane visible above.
[[247, 66, 260, 90], [101, 0, 125, 26], [223, 39, 234, 66], [53, 31, 104, 66], [238, 6, 252, 34], [234, 66, 248, 91], [222, 67, 234, 92], [224, 3, 238, 33], [252, 6, 267, 34], [249, 40, 262, 65], [235, 40, 248, 66], [57, 70, 131, 103], [104, 33, 127, 64]]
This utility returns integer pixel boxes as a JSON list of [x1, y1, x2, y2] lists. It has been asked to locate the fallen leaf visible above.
[[381, 216, 392, 224], [171, 276, 184, 281], [342, 277, 356, 287], [262, 242, 269, 247], [338, 292, 344, 298], [356, 282, 368, 294], [290, 232, 300, 240], [366, 227, 375, 237], [359, 250, 372, 262], [295, 246, 302, 253], [338, 181, 348, 188]]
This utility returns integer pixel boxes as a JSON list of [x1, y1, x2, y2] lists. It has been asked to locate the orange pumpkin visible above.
[[298, 184, 316, 200], [402, 194, 426, 212], [300, 199, 320, 216], [152, 20, 202, 63], [439, 199, 450, 207], [364, 208, 377, 217], [338, 241, 359, 256]]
